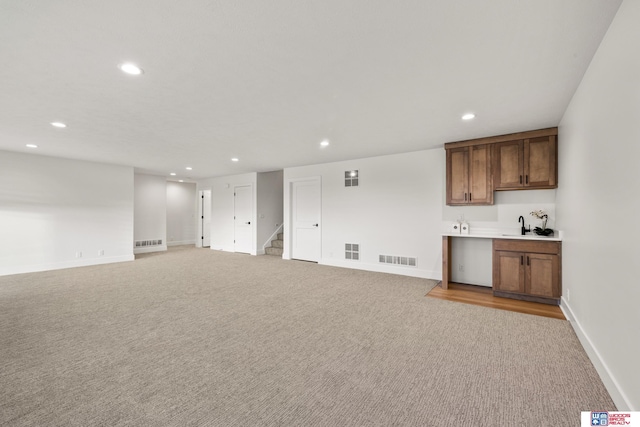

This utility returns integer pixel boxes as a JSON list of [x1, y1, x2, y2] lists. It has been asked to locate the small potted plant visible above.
[[530, 209, 553, 236]]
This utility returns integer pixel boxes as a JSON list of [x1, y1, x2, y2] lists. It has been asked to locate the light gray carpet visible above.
[[1, 246, 615, 426]]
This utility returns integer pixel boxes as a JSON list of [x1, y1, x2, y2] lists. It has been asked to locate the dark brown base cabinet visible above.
[[492, 239, 561, 305]]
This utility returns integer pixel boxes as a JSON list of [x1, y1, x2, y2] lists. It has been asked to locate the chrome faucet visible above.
[[518, 216, 530, 235]]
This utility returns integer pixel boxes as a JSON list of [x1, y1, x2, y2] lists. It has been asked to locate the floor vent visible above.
[[379, 254, 417, 267], [135, 239, 163, 247]]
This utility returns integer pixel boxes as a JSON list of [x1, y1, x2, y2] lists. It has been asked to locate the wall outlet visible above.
[[76, 251, 82, 258], [99, 249, 104, 256], [458, 264, 464, 272]]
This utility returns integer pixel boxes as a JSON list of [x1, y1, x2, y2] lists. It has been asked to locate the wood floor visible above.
[[427, 282, 566, 320]]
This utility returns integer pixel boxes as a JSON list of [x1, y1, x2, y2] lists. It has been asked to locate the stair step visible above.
[[277, 233, 284, 241], [271, 239, 283, 248], [265, 247, 283, 256]]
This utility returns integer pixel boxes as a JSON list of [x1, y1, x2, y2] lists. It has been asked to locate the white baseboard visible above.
[[209, 246, 257, 256], [320, 258, 438, 280], [134, 245, 168, 255], [167, 240, 195, 247], [0, 254, 135, 277], [561, 297, 633, 410], [211, 245, 234, 252]]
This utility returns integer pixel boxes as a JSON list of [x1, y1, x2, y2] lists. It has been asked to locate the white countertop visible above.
[[443, 229, 562, 241]]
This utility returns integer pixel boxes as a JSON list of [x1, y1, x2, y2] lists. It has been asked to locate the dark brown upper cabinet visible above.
[[446, 144, 493, 205], [445, 128, 558, 206], [493, 135, 557, 190]]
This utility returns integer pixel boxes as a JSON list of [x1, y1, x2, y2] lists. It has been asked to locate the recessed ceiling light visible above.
[[179, 180, 184, 183], [170, 172, 176, 176], [320, 139, 330, 147], [119, 63, 143, 75], [231, 158, 239, 162], [51, 122, 67, 128], [185, 167, 192, 170], [26, 144, 38, 148], [462, 113, 476, 120]]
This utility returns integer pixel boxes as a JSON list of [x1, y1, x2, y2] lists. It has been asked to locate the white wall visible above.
[[134, 174, 167, 254], [556, 0, 639, 410], [257, 170, 284, 253], [197, 173, 257, 254], [284, 150, 444, 279], [444, 190, 557, 234], [0, 151, 134, 276], [283, 148, 557, 282], [283, 145, 556, 286], [166, 181, 197, 246]]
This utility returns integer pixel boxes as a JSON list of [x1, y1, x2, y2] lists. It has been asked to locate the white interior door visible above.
[[292, 178, 321, 262], [199, 190, 211, 247], [234, 185, 253, 254]]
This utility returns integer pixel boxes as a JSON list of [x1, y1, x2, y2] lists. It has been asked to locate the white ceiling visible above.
[[0, 0, 622, 180]]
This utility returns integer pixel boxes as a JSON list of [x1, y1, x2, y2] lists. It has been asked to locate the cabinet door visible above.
[[525, 253, 559, 298], [493, 140, 524, 190], [494, 251, 525, 294], [468, 144, 493, 205], [446, 147, 469, 205], [524, 136, 557, 188]]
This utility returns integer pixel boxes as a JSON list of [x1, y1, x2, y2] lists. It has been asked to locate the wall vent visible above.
[[378, 254, 417, 267], [345, 243, 360, 260], [135, 239, 163, 247], [345, 170, 359, 187]]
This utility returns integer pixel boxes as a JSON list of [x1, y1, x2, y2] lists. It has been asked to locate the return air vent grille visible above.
[[345, 170, 359, 187], [345, 243, 359, 260], [378, 254, 417, 267], [135, 239, 163, 247]]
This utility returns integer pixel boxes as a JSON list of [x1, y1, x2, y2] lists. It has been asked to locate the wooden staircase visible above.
[[265, 233, 283, 256]]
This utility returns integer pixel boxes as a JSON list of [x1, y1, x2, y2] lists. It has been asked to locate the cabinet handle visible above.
[[469, 192, 472, 201], [520, 175, 523, 184], [526, 175, 529, 185], [527, 256, 530, 266], [520, 255, 523, 265], [464, 193, 467, 201]]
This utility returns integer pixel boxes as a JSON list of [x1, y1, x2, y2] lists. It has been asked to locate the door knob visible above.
[[313, 223, 318, 227], [245, 221, 251, 225]]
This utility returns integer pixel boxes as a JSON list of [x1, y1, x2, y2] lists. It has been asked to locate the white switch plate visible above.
[[460, 222, 469, 235]]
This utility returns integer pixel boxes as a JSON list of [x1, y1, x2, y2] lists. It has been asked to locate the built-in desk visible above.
[[442, 231, 563, 305]]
